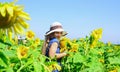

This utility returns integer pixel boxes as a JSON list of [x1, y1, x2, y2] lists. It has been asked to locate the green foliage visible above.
[[61, 37, 120, 72], [0, 33, 120, 72]]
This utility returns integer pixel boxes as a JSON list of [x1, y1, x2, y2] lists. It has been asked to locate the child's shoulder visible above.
[[50, 38, 59, 43]]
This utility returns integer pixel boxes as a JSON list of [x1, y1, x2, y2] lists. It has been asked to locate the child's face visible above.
[[54, 32, 62, 39]]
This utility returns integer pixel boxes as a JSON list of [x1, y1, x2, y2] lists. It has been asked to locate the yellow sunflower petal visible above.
[[13, 24, 21, 34], [15, 24, 24, 33], [13, 5, 24, 12], [14, 35, 18, 44], [7, 27, 13, 40], [6, 5, 14, 17], [18, 18, 29, 29], [18, 12, 31, 20], [0, 6, 6, 17]]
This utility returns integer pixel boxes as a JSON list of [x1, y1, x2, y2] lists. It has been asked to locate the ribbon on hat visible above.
[[50, 25, 63, 31]]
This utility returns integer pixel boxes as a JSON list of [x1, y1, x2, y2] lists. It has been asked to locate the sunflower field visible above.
[[0, 1, 120, 72]]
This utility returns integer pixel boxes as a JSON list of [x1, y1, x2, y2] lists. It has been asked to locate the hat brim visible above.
[[45, 29, 67, 36]]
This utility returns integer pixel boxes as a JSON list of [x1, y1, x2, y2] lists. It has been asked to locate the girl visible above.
[[42, 22, 67, 72]]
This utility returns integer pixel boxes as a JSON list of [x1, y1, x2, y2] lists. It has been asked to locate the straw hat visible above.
[[45, 22, 67, 36]]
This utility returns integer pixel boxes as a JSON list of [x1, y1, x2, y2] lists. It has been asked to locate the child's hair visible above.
[[41, 35, 49, 55], [41, 32, 54, 55]]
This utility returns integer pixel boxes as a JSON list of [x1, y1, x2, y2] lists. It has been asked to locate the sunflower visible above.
[[109, 69, 118, 72], [48, 63, 61, 71], [59, 37, 68, 52], [34, 38, 40, 45], [60, 37, 74, 52], [90, 28, 103, 48], [99, 59, 104, 63], [91, 28, 103, 40], [26, 30, 35, 40], [107, 41, 111, 46], [69, 44, 79, 52], [17, 46, 29, 59], [31, 38, 40, 48], [0, 1, 30, 40]]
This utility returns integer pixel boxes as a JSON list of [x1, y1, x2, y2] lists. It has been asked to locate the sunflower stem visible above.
[[40, 62, 51, 72], [16, 60, 24, 72]]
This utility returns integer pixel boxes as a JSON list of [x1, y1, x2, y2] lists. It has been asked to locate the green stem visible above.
[[16, 60, 24, 72], [85, 45, 89, 56], [40, 62, 51, 72]]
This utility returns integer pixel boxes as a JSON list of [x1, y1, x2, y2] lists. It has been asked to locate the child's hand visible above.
[[63, 51, 70, 56]]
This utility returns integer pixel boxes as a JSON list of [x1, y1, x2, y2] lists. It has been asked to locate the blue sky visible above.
[[1, 0, 120, 43]]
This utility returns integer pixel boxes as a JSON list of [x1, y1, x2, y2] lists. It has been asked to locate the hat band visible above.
[[50, 25, 63, 30]]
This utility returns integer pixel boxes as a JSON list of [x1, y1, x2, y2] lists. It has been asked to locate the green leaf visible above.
[[39, 55, 46, 63], [0, 43, 6, 49], [24, 58, 33, 67], [6, 67, 14, 72], [10, 57, 19, 63], [0, 51, 9, 66], [4, 50, 16, 57], [33, 61, 43, 72], [0, 58, 7, 67], [73, 52, 85, 63], [108, 57, 120, 64]]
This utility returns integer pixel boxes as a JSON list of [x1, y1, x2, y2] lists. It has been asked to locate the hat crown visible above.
[[50, 22, 62, 27], [45, 22, 67, 36]]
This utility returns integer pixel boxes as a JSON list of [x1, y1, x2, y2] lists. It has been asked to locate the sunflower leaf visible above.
[[0, 51, 9, 66]]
